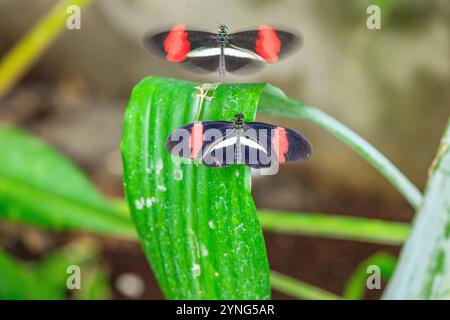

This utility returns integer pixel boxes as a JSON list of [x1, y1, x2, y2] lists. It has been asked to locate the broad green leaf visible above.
[[0, 249, 62, 299], [384, 119, 450, 299], [0, 125, 135, 238], [343, 252, 397, 300], [121, 76, 423, 300], [122, 77, 270, 299]]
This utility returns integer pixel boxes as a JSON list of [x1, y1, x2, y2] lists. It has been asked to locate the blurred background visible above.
[[0, 0, 448, 299]]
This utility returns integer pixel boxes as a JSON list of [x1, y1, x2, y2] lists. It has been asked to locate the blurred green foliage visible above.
[[0, 240, 110, 300]]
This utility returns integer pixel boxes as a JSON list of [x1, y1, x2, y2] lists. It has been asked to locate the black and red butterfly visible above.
[[144, 24, 302, 78], [166, 113, 312, 169]]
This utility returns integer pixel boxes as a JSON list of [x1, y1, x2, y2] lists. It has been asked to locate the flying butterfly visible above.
[[166, 113, 312, 169], [144, 24, 302, 78]]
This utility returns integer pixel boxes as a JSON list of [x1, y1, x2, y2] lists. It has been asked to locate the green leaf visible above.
[[0, 249, 62, 299], [0, 124, 135, 238], [74, 267, 111, 300], [370, 0, 396, 21], [270, 270, 341, 300], [0, 240, 109, 300], [258, 210, 410, 245], [34, 240, 100, 293], [384, 119, 450, 299], [121, 77, 270, 299], [343, 252, 397, 300]]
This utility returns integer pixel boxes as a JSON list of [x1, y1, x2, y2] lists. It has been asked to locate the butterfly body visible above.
[[166, 113, 312, 169], [145, 24, 301, 78]]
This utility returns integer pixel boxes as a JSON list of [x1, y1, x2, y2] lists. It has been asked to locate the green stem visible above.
[[258, 86, 423, 209], [0, 0, 92, 97], [258, 210, 410, 245], [270, 270, 342, 300], [113, 200, 411, 245]]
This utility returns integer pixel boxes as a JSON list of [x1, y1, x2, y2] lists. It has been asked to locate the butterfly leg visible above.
[[194, 83, 220, 120]]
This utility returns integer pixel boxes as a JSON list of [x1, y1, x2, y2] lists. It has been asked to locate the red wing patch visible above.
[[256, 24, 281, 63], [164, 24, 190, 62], [272, 127, 289, 163], [188, 123, 204, 158]]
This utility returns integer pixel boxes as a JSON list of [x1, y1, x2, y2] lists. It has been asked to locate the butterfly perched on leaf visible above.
[[144, 24, 302, 78], [166, 113, 312, 170]]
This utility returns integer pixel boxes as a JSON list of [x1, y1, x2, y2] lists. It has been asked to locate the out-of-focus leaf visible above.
[[270, 270, 341, 300], [371, 0, 396, 21], [0, 125, 135, 238], [122, 77, 270, 299], [258, 210, 409, 245], [384, 120, 450, 299], [0, 249, 62, 299], [74, 267, 111, 300], [0, 240, 110, 300], [0, 0, 93, 97], [343, 252, 397, 300], [35, 240, 100, 293]]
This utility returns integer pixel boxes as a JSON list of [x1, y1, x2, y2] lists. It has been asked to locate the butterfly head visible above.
[[218, 25, 229, 34], [217, 25, 229, 43], [233, 113, 244, 128]]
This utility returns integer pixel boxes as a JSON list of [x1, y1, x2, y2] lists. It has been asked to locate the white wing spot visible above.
[[187, 47, 265, 62], [240, 137, 267, 153], [210, 136, 238, 152], [187, 47, 221, 58]]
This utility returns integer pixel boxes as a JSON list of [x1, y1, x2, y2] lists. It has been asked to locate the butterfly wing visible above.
[[243, 122, 312, 168], [166, 121, 235, 164], [144, 24, 301, 75], [222, 46, 266, 75], [230, 25, 302, 64], [201, 124, 239, 168], [167, 120, 312, 168], [143, 24, 220, 73], [240, 125, 274, 168]]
